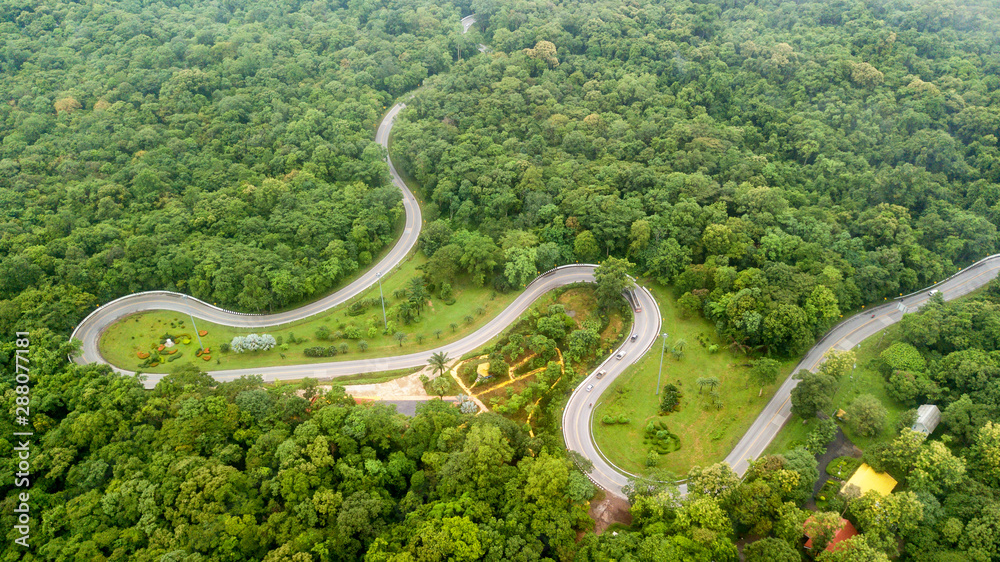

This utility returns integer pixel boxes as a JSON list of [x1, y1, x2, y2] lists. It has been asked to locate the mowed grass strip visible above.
[[99, 253, 518, 373], [592, 279, 796, 477]]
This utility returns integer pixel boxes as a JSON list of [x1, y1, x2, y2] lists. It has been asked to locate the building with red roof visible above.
[[804, 517, 858, 553]]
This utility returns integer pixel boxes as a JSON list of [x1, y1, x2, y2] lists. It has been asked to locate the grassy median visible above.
[[592, 279, 797, 477], [99, 253, 519, 373]]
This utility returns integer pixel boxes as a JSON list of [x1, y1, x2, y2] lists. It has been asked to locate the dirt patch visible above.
[[557, 288, 597, 328], [602, 314, 624, 340], [587, 491, 632, 535]]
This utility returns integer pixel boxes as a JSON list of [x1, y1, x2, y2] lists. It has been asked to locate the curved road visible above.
[[723, 254, 1000, 476], [71, 102, 421, 368], [68, 12, 1000, 499]]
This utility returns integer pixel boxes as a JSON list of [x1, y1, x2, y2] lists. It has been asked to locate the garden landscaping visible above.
[[439, 285, 627, 433], [98, 253, 519, 373]]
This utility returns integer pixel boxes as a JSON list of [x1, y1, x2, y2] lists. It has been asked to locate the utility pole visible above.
[[376, 272, 388, 330], [189, 313, 204, 350], [655, 332, 669, 395], [183, 296, 205, 350]]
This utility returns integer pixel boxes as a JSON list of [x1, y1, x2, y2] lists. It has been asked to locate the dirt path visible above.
[[587, 492, 632, 535]]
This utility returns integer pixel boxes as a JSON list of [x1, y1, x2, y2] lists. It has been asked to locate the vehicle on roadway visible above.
[[929, 289, 940, 296], [596, 370, 606, 379], [586, 384, 594, 392], [615, 351, 626, 360], [630, 333, 638, 341]]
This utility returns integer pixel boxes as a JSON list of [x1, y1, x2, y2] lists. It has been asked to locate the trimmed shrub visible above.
[[230, 334, 276, 353], [643, 420, 681, 454]]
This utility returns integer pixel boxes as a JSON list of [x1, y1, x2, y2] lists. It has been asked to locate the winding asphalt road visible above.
[[723, 255, 1000, 476], [68, 12, 1000, 499]]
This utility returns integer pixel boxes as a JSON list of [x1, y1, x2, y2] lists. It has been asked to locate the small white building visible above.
[[912, 404, 941, 435]]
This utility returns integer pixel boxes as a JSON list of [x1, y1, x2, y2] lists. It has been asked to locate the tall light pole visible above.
[[189, 314, 204, 350], [655, 332, 669, 395], [376, 272, 388, 330], [183, 296, 204, 350]]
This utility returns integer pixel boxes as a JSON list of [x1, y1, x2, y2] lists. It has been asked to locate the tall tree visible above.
[[593, 257, 635, 312]]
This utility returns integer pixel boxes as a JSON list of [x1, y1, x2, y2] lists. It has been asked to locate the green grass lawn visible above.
[[592, 279, 797, 477], [100, 253, 519, 373], [764, 321, 916, 457], [763, 324, 907, 457]]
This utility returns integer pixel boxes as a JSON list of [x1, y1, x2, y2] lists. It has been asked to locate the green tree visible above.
[[748, 357, 781, 391], [504, 246, 538, 288], [942, 393, 989, 445], [428, 351, 450, 378], [453, 230, 499, 287], [744, 537, 800, 562], [879, 342, 926, 374], [804, 511, 843, 552], [670, 339, 687, 361], [409, 516, 484, 561], [846, 394, 888, 437], [910, 440, 966, 495], [816, 535, 890, 562], [686, 462, 740, 502], [429, 375, 451, 397], [574, 230, 601, 262], [593, 256, 635, 312], [971, 421, 1000, 488], [850, 490, 923, 556], [818, 349, 856, 380], [790, 370, 837, 419], [394, 332, 408, 347]]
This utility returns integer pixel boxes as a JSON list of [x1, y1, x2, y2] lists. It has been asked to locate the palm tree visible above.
[[450, 322, 458, 333], [434, 329, 443, 339], [728, 335, 751, 355], [394, 331, 408, 347], [705, 377, 720, 392], [358, 340, 368, 352], [670, 339, 687, 360], [428, 351, 450, 377], [408, 277, 429, 313], [696, 377, 710, 394]]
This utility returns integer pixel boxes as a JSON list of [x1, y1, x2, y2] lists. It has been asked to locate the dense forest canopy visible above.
[[0, 0, 484, 334], [393, 0, 1000, 356], [5, 0, 1000, 560]]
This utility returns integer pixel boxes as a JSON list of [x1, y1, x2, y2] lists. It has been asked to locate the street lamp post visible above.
[[183, 296, 205, 350], [376, 272, 388, 330], [190, 314, 204, 350], [655, 332, 669, 395]]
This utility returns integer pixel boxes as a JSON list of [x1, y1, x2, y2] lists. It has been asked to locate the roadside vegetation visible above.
[[99, 254, 518, 373], [594, 280, 796, 476]]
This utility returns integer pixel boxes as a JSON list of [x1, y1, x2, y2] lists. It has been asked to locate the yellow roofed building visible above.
[[841, 463, 897, 496]]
